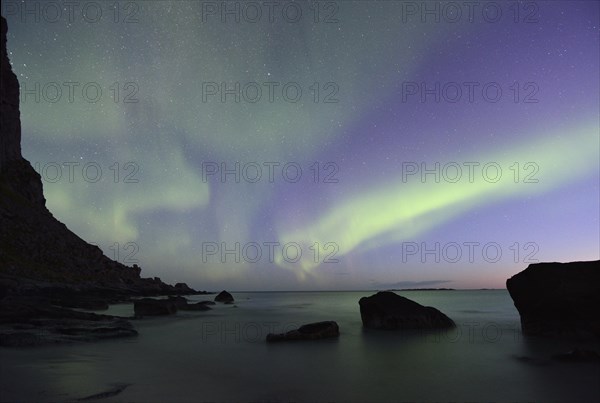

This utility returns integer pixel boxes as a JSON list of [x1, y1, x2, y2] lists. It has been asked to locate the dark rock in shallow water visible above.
[[198, 300, 216, 305], [214, 290, 234, 303], [359, 291, 455, 330], [166, 296, 212, 311], [134, 298, 177, 316], [174, 283, 196, 295], [266, 321, 339, 342], [506, 260, 600, 339], [167, 295, 189, 309]]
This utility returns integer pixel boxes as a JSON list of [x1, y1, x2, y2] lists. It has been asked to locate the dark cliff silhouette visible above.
[[0, 16, 193, 297]]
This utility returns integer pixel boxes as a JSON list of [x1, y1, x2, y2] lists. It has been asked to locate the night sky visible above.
[[3, 1, 599, 290]]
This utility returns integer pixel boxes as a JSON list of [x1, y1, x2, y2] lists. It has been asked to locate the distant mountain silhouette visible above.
[[392, 288, 455, 291]]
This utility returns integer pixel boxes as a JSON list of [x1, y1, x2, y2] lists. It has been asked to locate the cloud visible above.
[[372, 280, 453, 289]]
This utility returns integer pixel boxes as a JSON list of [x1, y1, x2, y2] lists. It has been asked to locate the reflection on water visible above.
[[1, 291, 598, 401]]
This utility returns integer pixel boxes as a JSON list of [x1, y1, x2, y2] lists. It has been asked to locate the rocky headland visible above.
[[0, 16, 205, 346], [507, 260, 600, 340]]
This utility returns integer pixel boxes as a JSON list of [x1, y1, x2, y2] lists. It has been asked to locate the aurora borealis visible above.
[[3, 1, 599, 290]]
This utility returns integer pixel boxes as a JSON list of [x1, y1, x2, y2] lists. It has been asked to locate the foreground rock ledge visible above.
[[359, 291, 455, 330], [133, 297, 214, 316], [266, 321, 340, 342], [506, 260, 600, 339], [0, 297, 137, 347]]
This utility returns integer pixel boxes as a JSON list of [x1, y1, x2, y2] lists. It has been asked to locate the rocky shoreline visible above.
[[1, 15, 599, 352], [0, 280, 214, 347], [0, 15, 216, 346]]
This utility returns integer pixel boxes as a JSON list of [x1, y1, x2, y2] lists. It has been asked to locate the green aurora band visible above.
[[275, 123, 599, 275]]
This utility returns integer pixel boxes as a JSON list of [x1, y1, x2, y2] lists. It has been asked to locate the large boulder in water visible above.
[[214, 290, 234, 303], [134, 298, 177, 316], [359, 291, 455, 330], [506, 260, 600, 339], [167, 295, 189, 309], [166, 296, 212, 311], [266, 321, 339, 342]]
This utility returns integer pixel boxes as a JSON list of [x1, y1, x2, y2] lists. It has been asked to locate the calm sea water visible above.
[[1, 290, 598, 402]]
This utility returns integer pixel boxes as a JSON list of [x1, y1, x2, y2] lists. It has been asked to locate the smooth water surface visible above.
[[1, 291, 598, 402]]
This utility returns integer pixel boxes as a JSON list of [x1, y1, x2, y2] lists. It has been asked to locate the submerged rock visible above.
[[167, 296, 189, 309], [506, 260, 600, 339], [166, 296, 212, 311], [266, 321, 340, 342], [133, 298, 177, 316], [214, 290, 234, 303], [359, 291, 455, 330]]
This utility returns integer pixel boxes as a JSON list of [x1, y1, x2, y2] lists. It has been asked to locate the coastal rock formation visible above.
[[168, 296, 189, 310], [359, 291, 455, 330], [214, 290, 234, 303], [167, 296, 212, 311], [0, 16, 197, 299], [0, 16, 212, 346], [174, 282, 197, 294], [51, 294, 110, 311], [0, 18, 20, 168], [134, 298, 178, 316], [133, 297, 212, 316], [266, 321, 340, 342], [1, 16, 45, 207], [0, 296, 137, 346], [506, 260, 600, 339]]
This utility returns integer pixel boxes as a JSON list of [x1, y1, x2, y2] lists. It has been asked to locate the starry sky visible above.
[[3, 1, 599, 290]]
